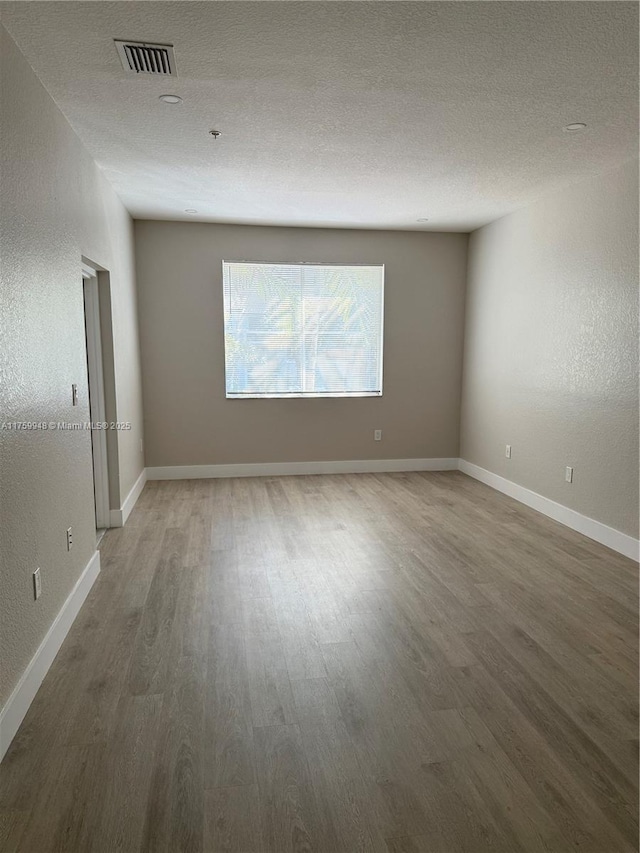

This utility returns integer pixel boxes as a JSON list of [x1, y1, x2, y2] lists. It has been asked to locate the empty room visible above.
[[1, 2, 638, 852]]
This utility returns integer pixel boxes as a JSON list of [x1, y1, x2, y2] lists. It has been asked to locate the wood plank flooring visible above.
[[1, 471, 638, 852]]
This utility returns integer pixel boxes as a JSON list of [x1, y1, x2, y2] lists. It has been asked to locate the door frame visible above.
[[82, 263, 110, 530]]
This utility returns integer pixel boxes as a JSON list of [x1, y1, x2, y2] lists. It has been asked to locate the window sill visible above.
[[225, 392, 383, 400]]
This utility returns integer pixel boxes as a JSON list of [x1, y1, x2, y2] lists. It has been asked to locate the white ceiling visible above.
[[1, 1, 637, 231]]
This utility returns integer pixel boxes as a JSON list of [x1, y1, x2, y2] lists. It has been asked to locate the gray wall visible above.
[[460, 160, 639, 538], [134, 221, 468, 466], [0, 26, 145, 707]]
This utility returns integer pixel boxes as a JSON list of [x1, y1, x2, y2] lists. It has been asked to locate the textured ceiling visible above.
[[1, 1, 637, 230]]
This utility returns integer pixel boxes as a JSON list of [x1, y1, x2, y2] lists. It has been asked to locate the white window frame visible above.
[[222, 260, 385, 400]]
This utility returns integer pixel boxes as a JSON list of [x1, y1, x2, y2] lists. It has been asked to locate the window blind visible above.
[[222, 261, 384, 398]]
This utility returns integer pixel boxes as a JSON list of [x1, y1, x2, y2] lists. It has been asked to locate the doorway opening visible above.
[[82, 263, 110, 539]]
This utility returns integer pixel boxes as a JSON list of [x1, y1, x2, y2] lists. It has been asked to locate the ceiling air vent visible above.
[[115, 40, 177, 76]]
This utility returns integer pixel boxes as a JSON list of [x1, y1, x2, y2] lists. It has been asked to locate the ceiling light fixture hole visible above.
[[159, 94, 182, 104], [209, 130, 222, 139], [563, 122, 587, 133]]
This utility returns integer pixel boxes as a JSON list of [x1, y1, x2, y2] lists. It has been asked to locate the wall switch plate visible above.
[[72, 383, 78, 406], [505, 444, 512, 459], [374, 429, 382, 441], [565, 466, 574, 483], [33, 568, 41, 600], [66, 527, 73, 551]]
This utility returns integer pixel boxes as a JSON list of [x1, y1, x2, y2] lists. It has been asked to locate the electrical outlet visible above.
[[374, 429, 382, 441], [565, 466, 574, 483], [505, 444, 512, 459], [33, 568, 42, 600], [72, 383, 78, 406], [66, 527, 73, 551]]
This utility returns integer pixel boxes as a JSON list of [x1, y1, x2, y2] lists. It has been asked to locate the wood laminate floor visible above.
[[1, 472, 638, 853]]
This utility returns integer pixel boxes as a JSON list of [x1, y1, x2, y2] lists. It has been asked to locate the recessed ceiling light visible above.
[[417, 218, 429, 222], [159, 94, 182, 104], [563, 122, 587, 133], [185, 209, 198, 214]]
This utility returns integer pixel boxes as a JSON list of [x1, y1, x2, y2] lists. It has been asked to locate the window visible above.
[[222, 261, 384, 398]]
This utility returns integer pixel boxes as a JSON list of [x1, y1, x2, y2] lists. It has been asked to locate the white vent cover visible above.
[[115, 40, 177, 76]]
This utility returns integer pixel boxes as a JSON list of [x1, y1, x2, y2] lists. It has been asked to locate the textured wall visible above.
[[134, 221, 468, 466], [0, 26, 145, 707], [460, 160, 639, 538]]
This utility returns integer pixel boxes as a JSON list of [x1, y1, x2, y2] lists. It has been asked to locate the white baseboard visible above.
[[459, 459, 639, 562], [146, 457, 460, 481], [109, 467, 147, 528], [0, 549, 101, 761]]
